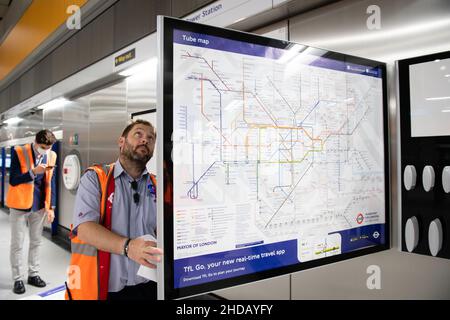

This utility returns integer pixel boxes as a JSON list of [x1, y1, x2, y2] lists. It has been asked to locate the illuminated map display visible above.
[[159, 17, 389, 299]]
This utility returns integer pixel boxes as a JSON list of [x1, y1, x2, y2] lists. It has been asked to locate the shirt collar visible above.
[[31, 143, 41, 160], [31, 143, 37, 156], [114, 159, 148, 180]]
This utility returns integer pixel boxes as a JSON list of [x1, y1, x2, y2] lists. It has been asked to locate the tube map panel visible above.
[[171, 29, 386, 289]]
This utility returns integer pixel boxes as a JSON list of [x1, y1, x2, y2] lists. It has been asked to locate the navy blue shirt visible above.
[[9, 143, 56, 211]]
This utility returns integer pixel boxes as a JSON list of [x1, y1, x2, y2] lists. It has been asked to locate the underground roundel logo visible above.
[[356, 213, 364, 224]]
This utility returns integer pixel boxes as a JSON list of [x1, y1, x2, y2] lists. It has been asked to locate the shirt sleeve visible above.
[[72, 170, 102, 235]]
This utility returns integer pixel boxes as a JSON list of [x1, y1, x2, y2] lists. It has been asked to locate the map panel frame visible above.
[[157, 16, 390, 300]]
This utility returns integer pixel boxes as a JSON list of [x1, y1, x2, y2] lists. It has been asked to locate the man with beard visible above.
[[69, 120, 163, 300]]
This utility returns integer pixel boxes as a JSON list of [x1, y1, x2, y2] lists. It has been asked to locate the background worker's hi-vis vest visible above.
[[6, 143, 57, 210], [65, 163, 157, 300]]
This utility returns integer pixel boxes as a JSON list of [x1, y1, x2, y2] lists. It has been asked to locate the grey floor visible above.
[[0, 210, 70, 300]]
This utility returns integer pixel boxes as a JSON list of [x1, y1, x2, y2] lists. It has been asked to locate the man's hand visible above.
[[32, 164, 47, 175], [127, 237, 163, 269], [45, 208, 55, 224]]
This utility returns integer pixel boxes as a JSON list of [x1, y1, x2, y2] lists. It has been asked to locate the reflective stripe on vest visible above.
[[71, 242, 97, 257], [19, 145, 33, 175]]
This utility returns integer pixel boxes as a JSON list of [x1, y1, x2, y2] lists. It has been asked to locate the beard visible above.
[[121, 139, 153, 165]]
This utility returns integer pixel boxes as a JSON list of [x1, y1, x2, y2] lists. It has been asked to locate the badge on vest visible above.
[[108, 192, 114, 204], [147, 181, 156, 202], [147, 182, 156, 196]]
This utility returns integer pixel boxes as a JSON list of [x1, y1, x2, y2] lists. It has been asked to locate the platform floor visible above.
[[0, 210, 70, 300]]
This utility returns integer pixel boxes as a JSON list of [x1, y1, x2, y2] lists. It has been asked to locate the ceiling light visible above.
[[119, 58, 158, 77], [38, 97, 71, 111], [3, 117, 23, 125], [426, 96, 450, 101]]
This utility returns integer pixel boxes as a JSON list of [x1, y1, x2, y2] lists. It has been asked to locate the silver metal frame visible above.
[[156, 15, 165, 301]]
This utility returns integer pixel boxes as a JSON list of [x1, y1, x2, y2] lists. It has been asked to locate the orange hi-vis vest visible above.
[[65, 163, 157, 300], [6, 143, 57, 210]]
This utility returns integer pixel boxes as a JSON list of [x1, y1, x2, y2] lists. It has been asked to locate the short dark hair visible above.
[[121, 119, 155, 138], [35, 129, 56, 146]]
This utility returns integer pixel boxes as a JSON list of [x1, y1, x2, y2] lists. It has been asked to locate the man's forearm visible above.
[[10, 171, 33, 186], [77, 221, 127, 255]]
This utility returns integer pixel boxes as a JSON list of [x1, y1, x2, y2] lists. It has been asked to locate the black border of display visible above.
[[398, 50, 450, 258], [161, 16, 390, 300]]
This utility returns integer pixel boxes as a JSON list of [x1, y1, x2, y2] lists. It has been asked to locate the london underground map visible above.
[[171, 29, 386, 288]]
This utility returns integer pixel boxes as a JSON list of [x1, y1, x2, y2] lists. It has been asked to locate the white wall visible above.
[[288, 0, 450, 300]]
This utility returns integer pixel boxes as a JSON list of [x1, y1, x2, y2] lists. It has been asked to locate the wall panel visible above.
[[88, 80, 127, 165], [0, 86, 10, 114], [288, 0, 450, 299], [19, 68, 35, 102], [89, 8, 115, 67], [51, 31, 80, 84], [59, 97, 90, 229], [33, 55, 53, 94], [9, 80, 20, 108], [113, 0, 170, 51]]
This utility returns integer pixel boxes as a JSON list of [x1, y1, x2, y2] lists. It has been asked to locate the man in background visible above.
[[7, 129, 57, 295]]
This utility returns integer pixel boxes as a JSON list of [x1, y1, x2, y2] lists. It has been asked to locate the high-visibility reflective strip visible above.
[[47, 151, 53, 166], [18, 146, 32, 171], [16, 146, 34, 185], [71, 242, 97, 257], [49, 151, 56, 166], [24, 145, 34, 170]]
